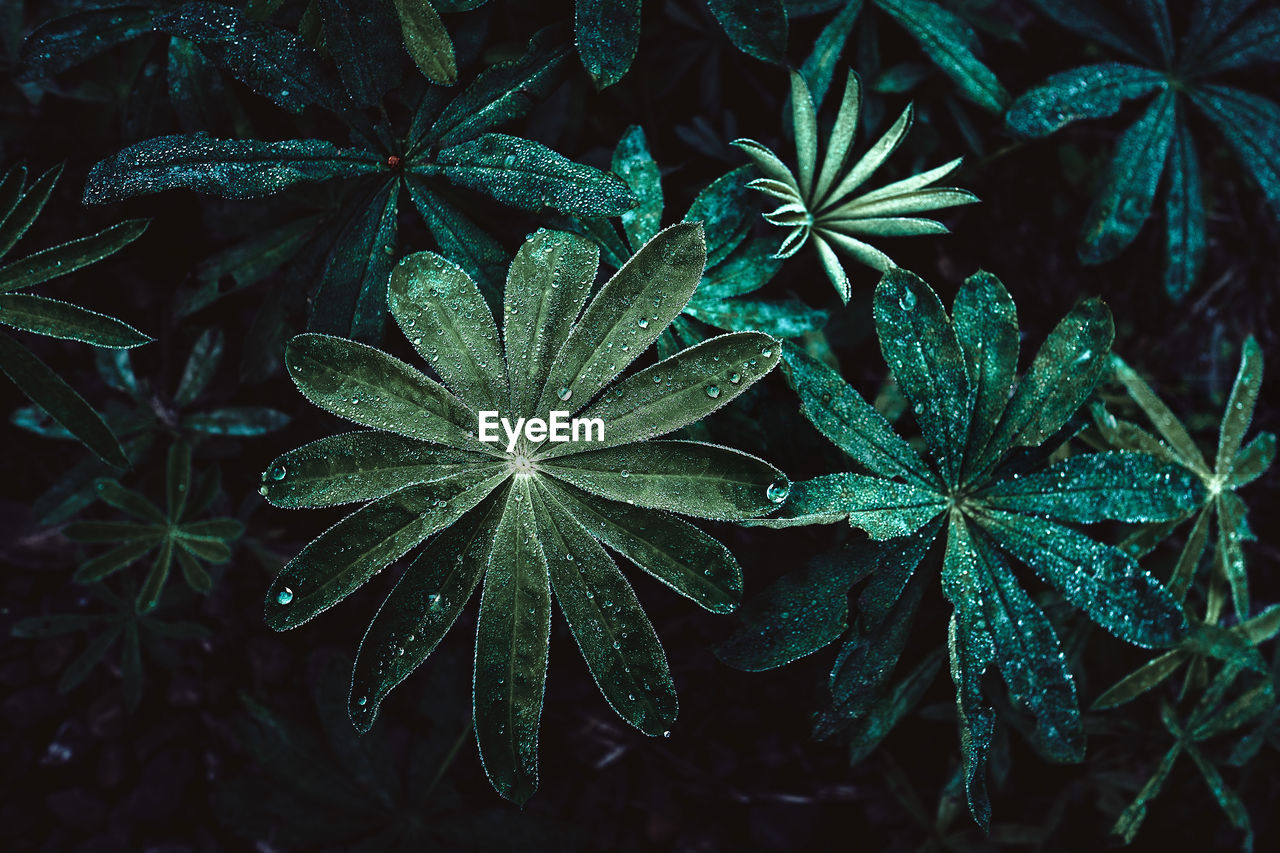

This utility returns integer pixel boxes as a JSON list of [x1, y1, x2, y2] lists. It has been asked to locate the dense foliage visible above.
[[2, 1, 1277, 851]]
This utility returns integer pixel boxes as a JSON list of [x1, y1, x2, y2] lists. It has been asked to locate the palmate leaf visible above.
[[1009, 0, 1280, 297], [19, 5, 159, 81], [263, 225, 786, 803], [738, 69, 976, 300], [724, 267, 1196, 827]]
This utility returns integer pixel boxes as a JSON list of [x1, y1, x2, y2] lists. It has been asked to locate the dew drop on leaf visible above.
[[269, 464, 286, 481], [427, 593, 443, 612], [276, 587, 293, 605], [706, 385, 721, 399], [767, 480, 789, 504], [558, 386, 572, 401]]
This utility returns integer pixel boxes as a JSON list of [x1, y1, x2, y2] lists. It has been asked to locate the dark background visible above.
[[2, 1, 1278, 850]]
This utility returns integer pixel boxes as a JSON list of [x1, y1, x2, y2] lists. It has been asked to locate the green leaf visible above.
[[57, 624, 123, 692], [946, 609, 995, 832], [434, 133, 637, 217], [167, 441, 191, 521], [537, 223, 705, 414], [501, 230, 598, 418], [84, 135, 382, 205], [693, 236, 782, 301], [1005, 64, 1166, 138], [846, 649, 944, 764], [19, 6, 158, 80], [425, 25, 569, 149], [534, 482, 677, 735], [575, 0, 641, 89], [541, 479, 741, 612], [873, 268, 971, 485], [552, 332, 780, 453], [1079, 89, 1176, 264], [284, 333, 487, 450], [0, 294, 150, 348], [977, 509, 1186, 648], [309, 178, 399, 342], [1128, 0, 1173, 64], [613, 125, 664, 253], [1164, 117, 1205, 301], [93, 479, 165, 524], [542, 440, 785, 521], [875, 0, 1009, 112], [707, 0, 788, 64], [1230, 431, 1276, 488], [1092, 649, 1187, 709], [348, 493, 503, 731], [0, 333, 128, 468], [392, 0, 457, 85], [74, 540, 158, 583], [167, 34, 229, 134], [1109, 353, 1207, 474], [388, 250, 509, 411], [473, 481, 550, 805], [263, 472, 508, 630], [980, 452, 1203, 524], [155, 2, 348, 114], [0, 164, 60, 259], [178, 518, 244, 540], [0, 219, 149, 294], [176, 548, 213, 594], [137, 536, 175, 612], [176, 535, 232, 564], [798, 0, 863, 109], [685, 167, 757, 268], [262, 431, 497, 508], [977, 298, 1113, 470], [784, 347, 931, 488], [64, 521, 163, 543], [173, 329, 223, 408], [1217, 336, 1263, 478]]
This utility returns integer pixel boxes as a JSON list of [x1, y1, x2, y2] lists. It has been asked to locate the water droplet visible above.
[[767, 480, 789, 504], [728, 372, 741, 385], [621, 469, 630, 478], [356, 696, 367, 706], [558, 386, 572, 401], [269, 464, 286, 481], [761, 347, 773, 358], [428, 593, 443, 612], [637, 317, 649, 329], [276, 588, 293, 605], [900, 289, 917, 310], [706, 385, 721, 399]]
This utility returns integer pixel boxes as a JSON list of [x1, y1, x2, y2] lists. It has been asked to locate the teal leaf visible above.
[[953, 270, 1018, 469], [173, 329, 223, 408], [425, 25, 570, 149], [1079, 89, 1176, 264], [84, 135, 382, 205], [184, 407, 291, 436], [435, 133, 636, 217], [155, 2, 348, 114], [320, 0, 402, 108], [1195, 8, 1280, 73], [0, 333, 128, 468], [1216, 336, 1262, 478], [19, 6, 158, 80], [685, 296, 827, 338], [0, 165, 61, 258], [1190, 84, 1280, 225], [873, 268, 971, 485], [402, 177, 508, 301], [977, 509, 1186, 648], [1005, 63, 1166, 138], [1164, 117, 1205, 300], [980, 452, 1203, 524], [575, 0, 641, 89], [311, 185, 400, 343], [706, 0, 788, 65], [613, 125, 664, 253], [473, 481, 550, 805], [780, 343, 935, 487], [1022, 0, 1148, 62], [875, 0, 1009, 112]]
